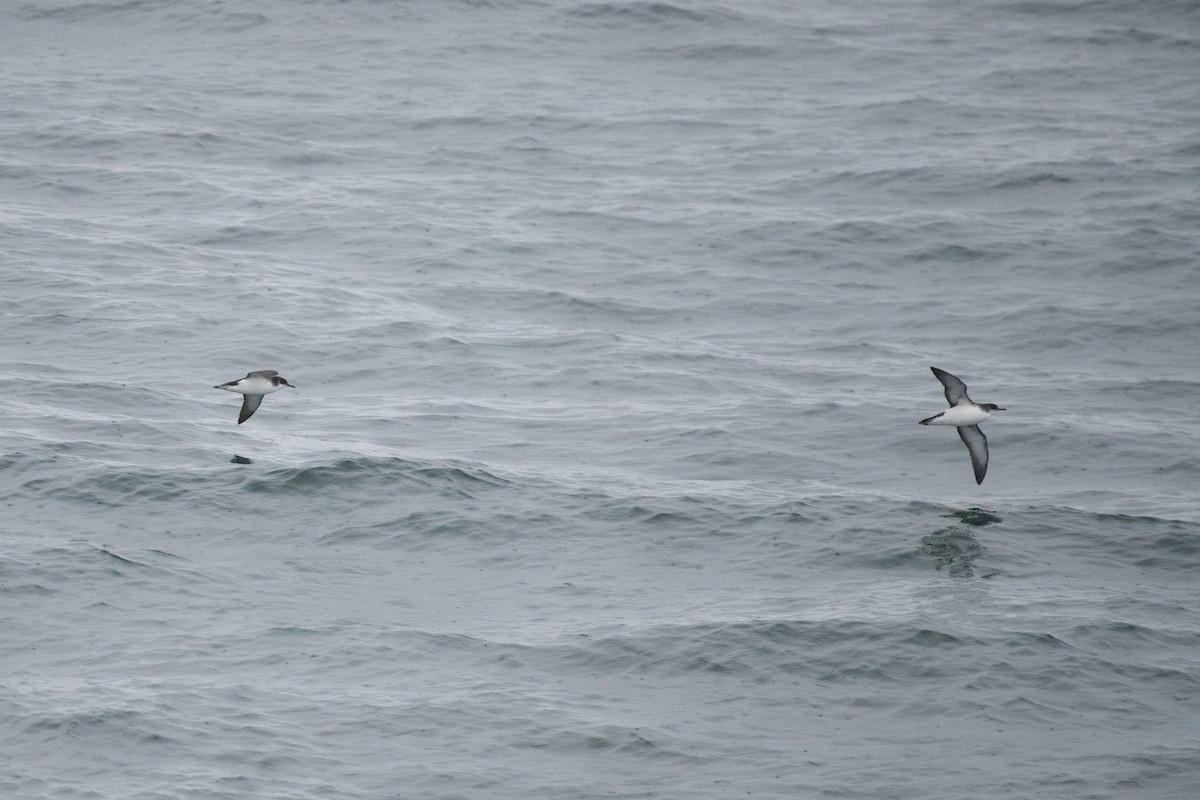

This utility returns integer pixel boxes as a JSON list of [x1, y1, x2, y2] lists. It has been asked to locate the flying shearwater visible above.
[[919, 366, 1005, 484], [214, 370, 295, 424]]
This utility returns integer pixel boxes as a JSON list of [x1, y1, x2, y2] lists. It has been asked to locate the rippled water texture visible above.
[[2, 1, 1199, 798]]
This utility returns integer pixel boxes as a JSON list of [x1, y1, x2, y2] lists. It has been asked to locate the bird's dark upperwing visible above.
[[931, 366, 970, 407]]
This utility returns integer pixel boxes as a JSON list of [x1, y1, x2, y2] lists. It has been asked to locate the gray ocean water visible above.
[[3, 1, 1199, 797]]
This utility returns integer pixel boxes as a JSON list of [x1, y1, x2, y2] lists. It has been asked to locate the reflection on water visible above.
[[921, 507, 1002, 576], [947, 507, 1002, 527]]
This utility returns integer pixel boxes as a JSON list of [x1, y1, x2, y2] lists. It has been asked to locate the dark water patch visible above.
[[1105, 661, 1199, 693], [1128, 523, 1200, 570], [946, 507, 1003, 527], [960, 627, 1194, 701], [1089, 748, 1200, 800], [31, 469, 192, 507], [734, 500, 815, 526], [534, 618, 991, 686], [581, 496, 722, 531], [1005, 630, 1075, 656], [989, 171, 1075, 191], [0, 580, 56, 597], [409, 114, 489, 131], [408, 465, 509, 489], [1103, 378, 1200, 405], [15, 1, 167, 24], [245, 458, 508, 501], [144, 548, 182, 560], [1067, 620, 1200, 654], [19, 704, 174, 746], [1079, 27, 1200, 49], [409, 333, 474, 351], [192, 224, 289, 248], [515, 719, 670, 759], [641, 42, 781, 60], [564, 2, 746, 27], [26, 125, 125, 154], [906, 242, 1004, 265], [816, 166, 942, 193], [0, 451, 51, 481], [1025, 506, 1200, 571], [270, 148, 352, 168], [5, 543, 206, 590], [322, 505, 568, 551], [160, 8, 269, 34], [431, 284, 671, 328], [575, 493, 818, 554], [248, 623, 504, 672], [96, 547, 141, 566], [322, 510, 489, 549]]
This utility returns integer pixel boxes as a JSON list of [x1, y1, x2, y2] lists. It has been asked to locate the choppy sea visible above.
[[2, 1, 1199, 798]]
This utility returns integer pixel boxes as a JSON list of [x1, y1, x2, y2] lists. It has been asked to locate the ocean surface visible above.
[[2, 1, 1199, 797]]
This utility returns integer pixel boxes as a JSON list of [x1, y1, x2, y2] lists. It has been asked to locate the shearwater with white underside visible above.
[[919, 366, 1006, 485]]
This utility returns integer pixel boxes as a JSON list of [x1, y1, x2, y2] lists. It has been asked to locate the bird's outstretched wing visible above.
[[957, 424, 989, 484], [931, 366, 971, 407], [239, 394, 263, 424]]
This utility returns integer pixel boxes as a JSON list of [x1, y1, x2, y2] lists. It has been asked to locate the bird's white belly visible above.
[[228, 377, 279, 396], [931, 404, 990, 426]]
